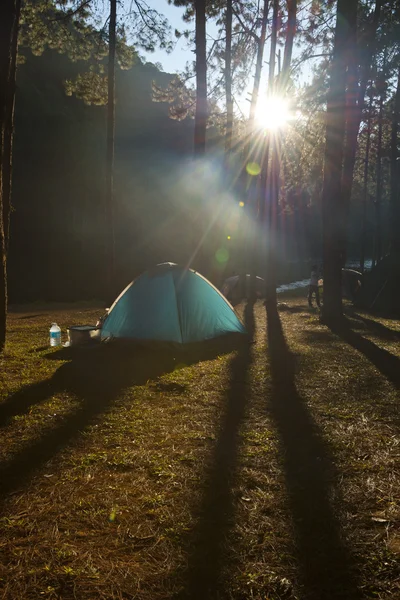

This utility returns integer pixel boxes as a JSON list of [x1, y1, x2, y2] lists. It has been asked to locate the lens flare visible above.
[[215, 248, 229, 263], [246, 162, 261, 176]]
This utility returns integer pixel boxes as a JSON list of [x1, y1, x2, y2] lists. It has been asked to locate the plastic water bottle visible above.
[[49, 323, 61, 347]]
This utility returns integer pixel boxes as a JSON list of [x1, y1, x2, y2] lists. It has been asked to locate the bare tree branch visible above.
[[232, 7, 260, 43]]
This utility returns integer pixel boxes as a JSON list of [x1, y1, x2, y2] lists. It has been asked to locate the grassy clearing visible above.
[[0, 299, 399, 599]]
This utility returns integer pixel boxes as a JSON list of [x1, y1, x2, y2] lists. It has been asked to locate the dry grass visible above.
[[0, 299, 399, 599]]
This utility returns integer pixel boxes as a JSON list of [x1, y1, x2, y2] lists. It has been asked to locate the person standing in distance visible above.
[[308, 264, 321, 308]]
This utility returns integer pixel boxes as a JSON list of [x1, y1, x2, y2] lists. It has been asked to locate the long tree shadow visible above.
[[0, 345, 177, 503], [176, 301, 255, 599], [344, 311, 400, 342], [266, 305, 361, 600], [328, 318, 400, 390]]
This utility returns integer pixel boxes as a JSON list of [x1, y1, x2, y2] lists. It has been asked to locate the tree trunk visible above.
[[340, 0, 382, 261], [105, 0, 116, 297], [360, 91, 372, 274], [225, 0, 233, 155], [262, 0, 279, 306], [281, 0, 296, 85], [264, 0, 299, 307], [390, 66, 400, 258], [260, 0, 279, 222], [248, 0, 269, 128], [264, 0, 297, 305], [194, 0, 207, 156], [375, 74, 385, 264], [321, 0, 358, 322], [2, 0, 20, 254], [267, 0, 279, 92], [243, 0, 269, 300], [0, 0, 20, 351]]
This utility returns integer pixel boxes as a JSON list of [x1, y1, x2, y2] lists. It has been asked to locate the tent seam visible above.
[[172, 271, 184, 344]]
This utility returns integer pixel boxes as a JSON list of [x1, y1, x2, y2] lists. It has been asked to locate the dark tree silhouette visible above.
[[361, 90, 373, 274], [390, 65, 400, 260], [375, 68, 386, 265], [1, 0, 20, 254], [321, 0, 358, 322], [194, 0, 207, 156], [106, 0, 117, 296], [224, 0, 233, 154], [260, 0, 278, 306], [0, 0, 21, 351], [341, 0, 383, 261]]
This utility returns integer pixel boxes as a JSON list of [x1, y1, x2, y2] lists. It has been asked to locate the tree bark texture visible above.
[[194, 0, 207, 156], [321, 0, 358, 321], [105, 0, 117, 297]]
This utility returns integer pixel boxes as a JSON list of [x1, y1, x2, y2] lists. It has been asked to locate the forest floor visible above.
[[0, 296, 399, 600]]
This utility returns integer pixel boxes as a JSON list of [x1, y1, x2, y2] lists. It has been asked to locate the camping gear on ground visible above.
[[67, 325, 100, 346], [221, 274, 266, 302], [49, 323, 61, 347], [101, 262, 246, 345]]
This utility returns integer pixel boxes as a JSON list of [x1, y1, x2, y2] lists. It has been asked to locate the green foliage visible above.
[[19, 0, 103, 62], [152, 71, 224, 128], [19, 0, 172, 106], [65, 68, 107, 105], [152, 76, 196, 120]]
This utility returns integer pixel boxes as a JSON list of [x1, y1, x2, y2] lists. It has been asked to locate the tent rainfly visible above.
[[101, 263, 246, 344]]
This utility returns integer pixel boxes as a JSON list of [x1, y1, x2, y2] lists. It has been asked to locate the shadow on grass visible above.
[[16, 314, 48, 320], [346, 312, 400, 342], [0, 345, 177, 503], [0, 336, 250, 505], [175, 302, 255, 599], [0, 345, 171, 429], [327, 318, 400, 390], [266, 305, 361, 600], [0, 335, 246, 430]]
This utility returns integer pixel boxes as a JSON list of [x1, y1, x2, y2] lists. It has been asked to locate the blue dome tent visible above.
[[101, 263, 246, 345]]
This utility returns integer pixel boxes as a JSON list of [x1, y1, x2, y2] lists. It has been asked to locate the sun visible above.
[[255, 95, 291, 130]]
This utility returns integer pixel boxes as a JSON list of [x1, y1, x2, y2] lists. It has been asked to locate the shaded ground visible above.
[[0, 299, 399, 599]]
